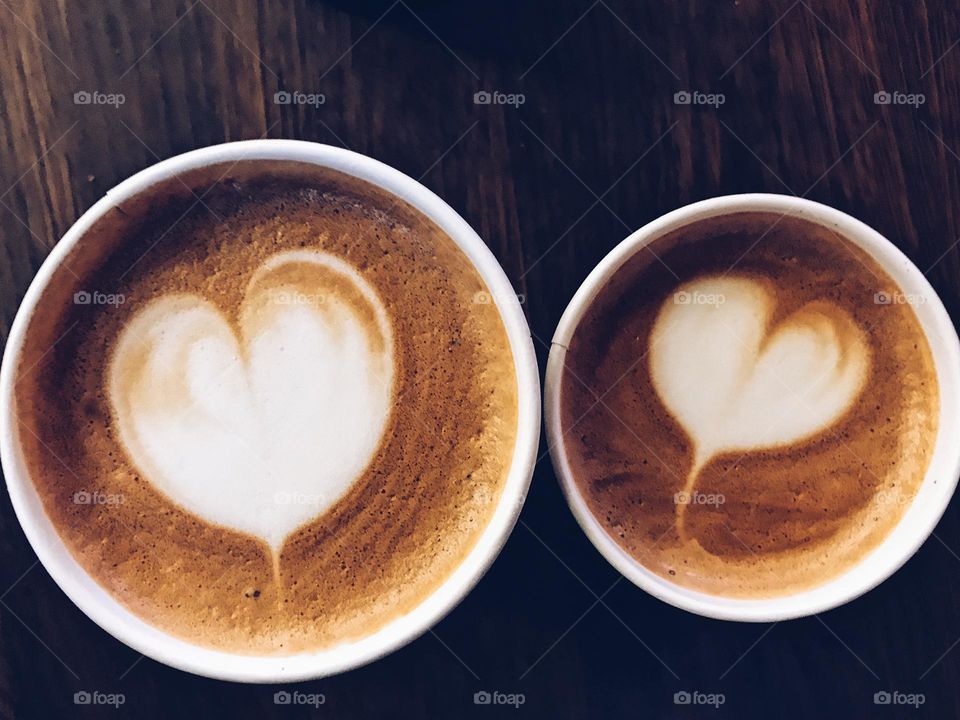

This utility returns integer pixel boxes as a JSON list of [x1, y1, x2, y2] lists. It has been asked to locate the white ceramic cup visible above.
[[545, 194, 960, 622], [0, 140, 541, 682]]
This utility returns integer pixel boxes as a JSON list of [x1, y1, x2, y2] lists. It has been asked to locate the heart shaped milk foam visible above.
[[649, 276, 871, 539], [108, 250, 394, 556]]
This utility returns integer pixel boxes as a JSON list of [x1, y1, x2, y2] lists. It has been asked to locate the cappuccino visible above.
[[12, 162, 519, 653], [559, 212, 939, 598]]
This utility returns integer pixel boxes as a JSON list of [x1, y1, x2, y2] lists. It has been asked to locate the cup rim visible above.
[[545, 193, 960, 622], [0, 140, 541, 681]]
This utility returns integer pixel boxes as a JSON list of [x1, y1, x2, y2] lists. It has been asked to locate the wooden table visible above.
[[1, 1, 958, 717]]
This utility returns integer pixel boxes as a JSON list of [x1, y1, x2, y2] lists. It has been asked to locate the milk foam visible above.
[[108, 250, 395, 550], [649, 276, 870, 538]]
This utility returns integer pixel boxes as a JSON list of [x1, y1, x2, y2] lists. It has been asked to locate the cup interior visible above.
[[545, 193, 960, 621], [0, 140, 540, 681]]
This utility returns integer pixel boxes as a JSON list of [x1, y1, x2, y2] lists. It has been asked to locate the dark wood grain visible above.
[[2, 0, 960, 717]]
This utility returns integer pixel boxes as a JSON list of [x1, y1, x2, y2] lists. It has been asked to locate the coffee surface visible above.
[[560, 212, 938, 597], [14, 163, 518, 653]]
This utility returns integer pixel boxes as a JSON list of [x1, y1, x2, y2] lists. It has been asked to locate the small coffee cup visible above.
[[0, 140, 541, 681], [545, 194, 960, 621]]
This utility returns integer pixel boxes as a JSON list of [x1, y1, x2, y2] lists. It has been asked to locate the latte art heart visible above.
[[108, 250, 395, 551], [15, 169, 523, 654], [649, 276, 871, 538], [560, 212, 939, 599]]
